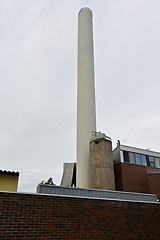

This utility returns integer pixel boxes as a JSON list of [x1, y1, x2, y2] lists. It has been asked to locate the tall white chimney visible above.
[[76, 7, 96, 188]]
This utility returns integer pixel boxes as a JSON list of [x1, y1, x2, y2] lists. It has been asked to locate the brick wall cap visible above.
[[148, 172, 160, 175]]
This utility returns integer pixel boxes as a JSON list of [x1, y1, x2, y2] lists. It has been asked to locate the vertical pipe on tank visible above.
[[76, 8, 96, 188]]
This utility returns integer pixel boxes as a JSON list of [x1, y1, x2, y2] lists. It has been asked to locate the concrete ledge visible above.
[[37, 184, 157, 202]]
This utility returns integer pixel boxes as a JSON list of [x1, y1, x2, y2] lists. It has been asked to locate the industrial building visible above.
[[114, 143, 160, 199], [75, 7, 160, 200], [1, 7, 160, 239], [37, 7, 160, 201], [53, 141, 160, 200]]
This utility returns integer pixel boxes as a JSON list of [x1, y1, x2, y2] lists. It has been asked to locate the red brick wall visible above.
[[0, 192, 160, 239], [114, 162, 123, 191], [146, 166, 160, 173], [114, 163, 160, 198], [115, 163, 151, 193], [148, 173, 160, 198]]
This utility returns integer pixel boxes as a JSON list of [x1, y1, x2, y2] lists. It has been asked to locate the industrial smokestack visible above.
[[76, 7, 96, 188]]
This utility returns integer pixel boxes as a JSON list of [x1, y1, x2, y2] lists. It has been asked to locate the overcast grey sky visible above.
[[0, 0, 160, 192]]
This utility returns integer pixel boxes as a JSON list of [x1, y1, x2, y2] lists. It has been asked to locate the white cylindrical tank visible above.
[[76, 7, 96, 188]]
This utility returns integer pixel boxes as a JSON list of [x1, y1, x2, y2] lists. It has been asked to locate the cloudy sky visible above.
[[0, 0, 160, 192]]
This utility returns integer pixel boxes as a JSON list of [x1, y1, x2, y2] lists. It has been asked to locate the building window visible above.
[[155, 157, 160, 168], [148, 156, 155, 167], [123, 151, 129, 163], [122, 151, 159, 168], [129, 152, 135, 164], [135, 153, 141, 165], [141, 154, 147, 166]]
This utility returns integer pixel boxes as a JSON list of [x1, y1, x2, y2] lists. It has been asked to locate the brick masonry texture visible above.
[[0, 192, 160, 239], [148, 173, 160, 198], [114, 162, 160, 198]]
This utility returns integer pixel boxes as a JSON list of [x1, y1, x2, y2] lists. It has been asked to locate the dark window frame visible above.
[[141, 154, 147, 166], [135, 153, 141, 165], [122, 151, 159, 168], [129, 152, 136, 164]]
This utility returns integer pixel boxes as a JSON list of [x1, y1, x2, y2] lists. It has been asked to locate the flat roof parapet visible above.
[[36, 184, 157, 203]]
